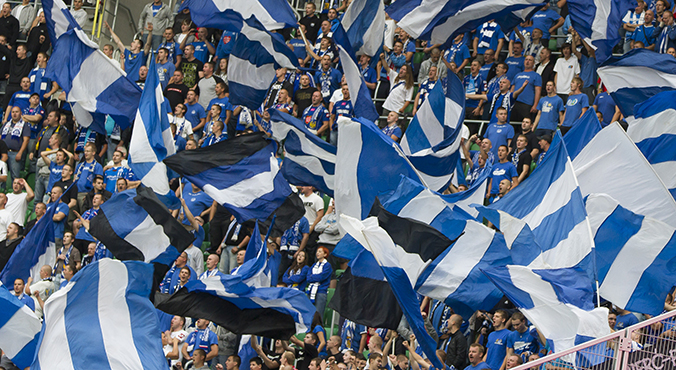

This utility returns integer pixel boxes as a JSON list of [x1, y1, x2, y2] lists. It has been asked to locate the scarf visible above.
[[1, 120, 25, 141], [512, 149, 526, 167]]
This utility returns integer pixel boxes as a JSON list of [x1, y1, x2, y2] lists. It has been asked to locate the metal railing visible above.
[[511, 309, 676, 370]]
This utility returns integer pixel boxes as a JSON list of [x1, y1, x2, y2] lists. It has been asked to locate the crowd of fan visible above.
[[0, 0, 676, 369]]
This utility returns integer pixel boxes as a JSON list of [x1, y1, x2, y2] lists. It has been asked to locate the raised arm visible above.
[[103, 21, 127, 53]]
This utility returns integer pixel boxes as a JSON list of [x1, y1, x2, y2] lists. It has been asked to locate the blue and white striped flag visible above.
[[270, 109, 336, 196], [334, 26, 380, 123], [627, 90, 676, 200], [128, 56, 176, 199], [568, 0, 635, 63], [42, 0, 141, 133], [342, 0, 385, 57], [401, 74, 465, 192], [232, 222, 271, 288], [597, 49, 676, 117], [0, 285, 41, 368], [475, 133, 596, 279], [378, 175, 514, 319], [228, 16, 299, 110], [562, 107, 602, 161], [31, 259, 167, 370], [568, 122, 676, 227], [483, 265, 610, 354], [340, 214, 445, 370], [163, 133, 305, 237], [334, 117, 423, 220], [0, 194, 58, 285], [179, 0, 297, 32], [587, 194, 676, 316], [386, 0, 544, 46]]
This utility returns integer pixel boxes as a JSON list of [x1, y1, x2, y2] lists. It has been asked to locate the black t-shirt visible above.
[[264, 80, 294, 109], [514, 151, 532, 177], [510, 131, 538, 155], [294, 87, 317, 118], [263, 348, 283, 370], [53, 178, 76, 204], [299, 15, 321, 44], [178, 58, 205, 88], [164, 83, 189, 111], [0, 140, 7, 157], [294, 344, 319, 370]]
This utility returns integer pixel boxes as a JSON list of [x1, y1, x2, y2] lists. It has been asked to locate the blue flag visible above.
[[179, 0, 297, 32]]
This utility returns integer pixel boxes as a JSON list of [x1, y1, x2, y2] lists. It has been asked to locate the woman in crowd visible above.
[[378, 56, 414, 117], [306, 246, 333, 318], [282, 250, 309, 291]]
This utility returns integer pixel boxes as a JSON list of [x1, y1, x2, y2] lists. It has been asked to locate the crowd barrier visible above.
[[512, 309, 676, 370]]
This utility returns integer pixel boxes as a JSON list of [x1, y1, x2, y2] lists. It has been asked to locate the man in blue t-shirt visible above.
[[473, 21, 505, 62], [47, 186, 71, 248], [504, 41, 524, 82], [341, 319, 367, 353], [531, 3, 564, 44], [533, 81, 564, 135], [185, 90, 207, 136], [4, 77, 31, 123], [105, 20, 151, 83], [156, 48, 176, 90], [614, 308, 639, 329], [314, 55, 342, 105], [190, 28, 215, 63], [511, 55, 542, 122], [561, 77, 590, 134], [446, 34, 471, 77], [464, 60, 485, 121], [206, 82, 232, 125], [329, 85, 354, 145], [157, 27, 182, 67], [504, 311, 540, 364], [487, 145, 518, 199], [593, 91, 619, 127], [74, 143, 103, 211], [484, 107, 515, 152], [103, 150, 136, 193], [486, 310, 511, 370], [181, 182, 213, 225], [302, 91, 330, 136], [464, 344, 489, 370]]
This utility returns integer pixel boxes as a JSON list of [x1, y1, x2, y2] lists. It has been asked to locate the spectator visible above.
[[182, 319, 219, 364], [11, 0, 34, 39], [178, 44, 204, 89], [206, 81, 232, 126], [54, 231, 82, 275], [315, 56, 342, 106], [33, 110, 68, 163], [521, 28, 545, 64], [553, 43, 579, 103], [473, 21, 505, 64], [0, 41, 34, 113], [315, 20, 334, 49], [285, 334, 319, 370], [655, 10, 676, 53], [25, 11, 50, 61], [533, 81, 564, 136], [289, 26, 308, 65], [570, 30, 598, 102], [329, 85, 354, 145], [614, 308, 639, 329], [512, 134, 533, 183], [156, 47, 176, 90], [196, 62, 224, 110], [70, 0, 87, 28], [513, 118, 540, 159], [462, 60, 485, 127], [484, 62, 508, 102], [102, 43, 122, 69], [305, 36, 335, 70], [158, 27, 182, 67], [464, 344, 489, 370], [4, 76, 31, 123], [185, 90, 206, 138], [81, 175, 112, 211], [487, 145, 518, 201], [188, 28, 216, 64], [136, 65, 148, 88], [380, 59, 415, 118], [358, 55, 377, 94], [413, 66, 439, 115], [439, 314, 467, 370], [174, 19, 195, 46], [466, 151, 490, 187], [6, 177, 32, 226], [73, 121, 107, 161], [418, 48, 447, 85], [200, 120, 226, 147], [445, 35, 471, 78], [654, 0, 668, 19], [25, 265, 57, 317], [530, 3, 564, 46], [23, 201, 44, 235], [504, 41, 525, 82], [74, 143, 103, 212], [302, 91, 330, 137], [593, 88, 621, 127], [282, 249, 309, 290], [382, 111, 402, 142], [22, 94, 44, 146], [293, 74, 317, 118], [300, 2, 322, 43], [28, 52, 57, 106], [2, 106, 30, 180], [306, 246, 332, 316], [0, 3, 19, 47], [277, 216, 310, 283], [537, 134, 552, 164], [200, 254, 225, 280], [505, 354, 523, 369], [622, 0, 646, 53], [102, 150, 135, 193], [511, 56, 542, 122], [0, 219, 19, 271], [535, 48, 556, 84], [159, 252, 196, 293], [81, 242, 96, 267], [214, 57, 228, 84], [10, 278, 33, 310], [631, 10, 657, 50], [164, 71, 189, 111], [105, 21, 151, 83], [46, 186, 69, 249], [138, 0, 173, 50], [485, 310, 511, 370], [504, 312, 539, 364], [561, 77, 589, 134]]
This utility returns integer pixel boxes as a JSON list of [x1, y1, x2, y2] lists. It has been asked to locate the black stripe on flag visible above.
[[256, 192, 305, 238], [163, 132, 270, 176], [156, 289, 298, 339], [328, 267, 403, 330]]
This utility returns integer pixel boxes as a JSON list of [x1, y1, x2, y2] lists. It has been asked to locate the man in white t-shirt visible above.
[[6, 177, 34, 226], [553, 43, 580, 102], [26, 265, 58, 318], [298, 186, 325, 233], [0, 193, 11, 241], [169, 315, 189, 367]]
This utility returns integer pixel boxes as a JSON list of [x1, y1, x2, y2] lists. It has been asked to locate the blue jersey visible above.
[[28, 67, 52, 98], [8, 91, 31, 115], [181, 187, 213, 225], [185, 328, 219, 357], [480, 62, 494, 82], [464, 73, 484, 108], [382, 124, 402, 140], [331, 100, 354, 130], [157, 41, 182, 64], [314, 68, 342, 101], [48, 202, 70, 238], [536, 95, 564, 131], [512, 71, 542, 105], [74, 159, 103, 193], [23, 105, 44, 139], [280, 217, 310, 249], [47, 162, 64, 193], [615, 313, 639, 330], [103, 166, 132, 193], [562, 93, 589, 127], [593, 92, 616, 127], [531, 8, 562, 39], [215, 31, 238, 59], [487, 92, 515, 124], [506, 329, 539, 359], [489, 161, 518, 194], [446, 42, 471, 68], [191, 41, 210, 63], [207, 96, 233, 121], [289, 38, 307, 60], [504, 56, 524, 82], [156, 61, 175, 90], [486, 329, 511, 370], [341, 320, 366, 352], [474, 22, 504, 54], [123, 50, 146, 83], [302, 105, 329, 131], [185, 102, 207, 129]]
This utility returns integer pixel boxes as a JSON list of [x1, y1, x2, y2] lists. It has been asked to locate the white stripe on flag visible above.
[[598, 66, 676, 91], [203, 154, 278, 208], [0, 305, 41, 358], [69, 50, 127, 110], [335, 116, 364, 219], [98, 260, 145, 369], [271, 122, 336, 162], [337, 46, 366, 111], [534, 221, 595, 269], [626, 109, 676, 142], [212, 1, 282, 30], [129, 110, 157, 163], [124, 214, 172, 262], [522, 161, 577, 229], [284, 153, 335, 188], [240, 22, 296, 68], [38, 278, 76, 370], [399, 189, 447, 224], [653, 161, 676, 189], [229, 55, 278, 90]]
